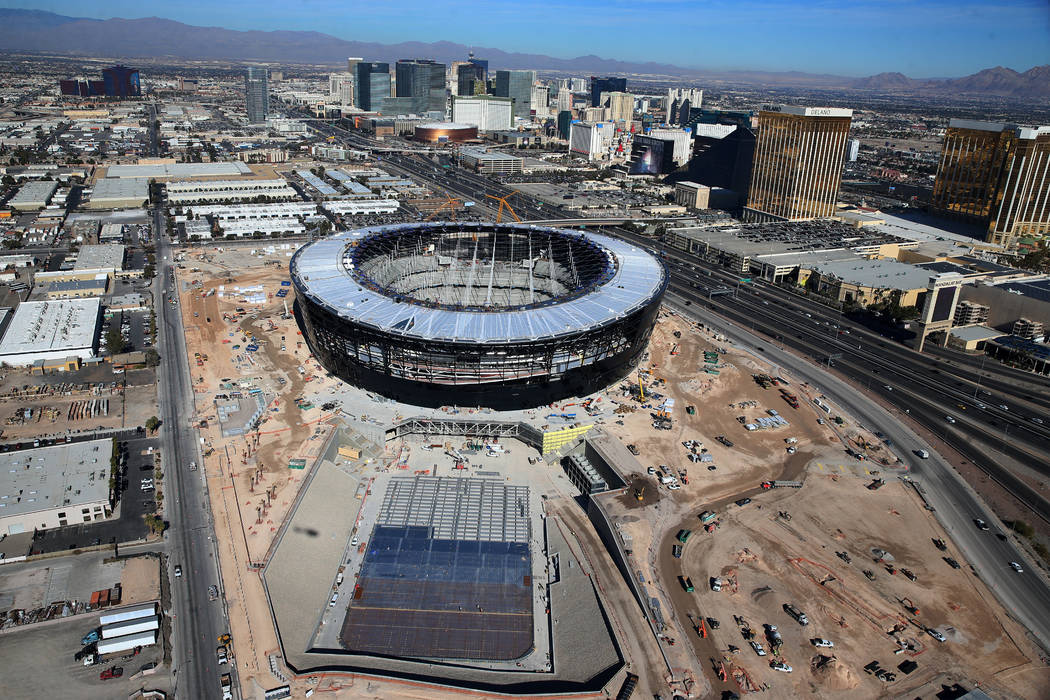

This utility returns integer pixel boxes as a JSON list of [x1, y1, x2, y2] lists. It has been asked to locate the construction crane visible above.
[[425, 192, 462, 222], [485, 191, 522, 223]]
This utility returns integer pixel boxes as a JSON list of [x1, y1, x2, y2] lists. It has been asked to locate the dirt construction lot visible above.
[[597, 311, 1047, 699]]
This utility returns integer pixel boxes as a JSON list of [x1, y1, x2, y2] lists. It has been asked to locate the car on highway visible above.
[[735, 498, 752, 507], [1010, 561, 1024, 573], [174, 564, 182, 578], [945, 415, 956, 424], [999, 404, 1009, 410], [330, 592, 339, 607], [974, 518, 989, 531], [1033, 417, 1044, 425]]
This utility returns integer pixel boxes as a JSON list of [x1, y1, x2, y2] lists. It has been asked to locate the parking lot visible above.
[[0, 610, 169, 699], [32, 436, 159, 554]]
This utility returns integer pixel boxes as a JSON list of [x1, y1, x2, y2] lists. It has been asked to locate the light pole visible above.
[[973, 354, 988, 400]]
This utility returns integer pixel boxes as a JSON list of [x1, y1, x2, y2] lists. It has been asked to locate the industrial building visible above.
[[74, 244, 125, 275], [0, 297, 101, 366], [451, 95, 513, 132], [9, 181, 59, 211], [86, 178, 149, 210], [37, 276, 108, 299], [745, 105, 853, 222], [930, 119, 1050, 248], [105, 161, 253, 180], [166, 179, 298, 204], [0, 438, 113, 535], [291, 222, 666, 409], [322, 200, 400, 215], [458, 147, 523, 174]]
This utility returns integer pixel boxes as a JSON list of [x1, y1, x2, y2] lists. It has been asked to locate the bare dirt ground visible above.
[[119, 555, 160, 605], [597, 310, 1046, 699], [0, 386, 156, 440]]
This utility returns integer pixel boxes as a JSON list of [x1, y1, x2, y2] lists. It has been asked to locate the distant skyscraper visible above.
[[846, 138, 860, 162], [354, 62, 391, 112], [682, 123, 756, 209], [557, 110, 572, 140], [531, 84, 550, 117], [457, 62, 487, 96], [329, 73, 355, 107], [590, 76, 626, 107], [347, 57, 363, 74], [556, 87, 572, 113], [931, 119, 1050, 247], [744, 105, 853, 221], [244, 66, 269, 123], [452, 95, 513, 131], [467, 53, 489, 79], [667, 88, 702, 114], [100, 65, 141, 98], [602, 92, 634, 122], [395, 59, 447, 114], [494, 70, 535, 118]]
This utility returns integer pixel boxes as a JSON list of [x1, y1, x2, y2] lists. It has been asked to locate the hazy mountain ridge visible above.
[[0, 9, 1046, 97]]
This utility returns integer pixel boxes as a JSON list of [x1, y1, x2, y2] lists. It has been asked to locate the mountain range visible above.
[[1, 9, 1047, 98]]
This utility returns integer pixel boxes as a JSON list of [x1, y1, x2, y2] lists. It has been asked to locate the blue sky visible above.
[[12, 0, 1049, 77]]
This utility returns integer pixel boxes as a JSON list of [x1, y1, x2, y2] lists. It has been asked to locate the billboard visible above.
[[629, 136, 672, 175]]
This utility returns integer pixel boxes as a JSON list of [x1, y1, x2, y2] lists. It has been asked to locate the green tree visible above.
[[144, 349, 160, 367], [145, 416, 161, 433], [105, 327, 126, 354]]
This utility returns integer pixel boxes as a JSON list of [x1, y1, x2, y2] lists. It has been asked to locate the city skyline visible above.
[[6, 0, 1047, 77]]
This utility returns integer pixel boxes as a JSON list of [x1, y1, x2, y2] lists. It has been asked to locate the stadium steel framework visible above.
[[291, 222, 667, 409]]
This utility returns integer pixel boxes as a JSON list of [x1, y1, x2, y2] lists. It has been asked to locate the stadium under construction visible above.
[[290, 222, 667, 409]]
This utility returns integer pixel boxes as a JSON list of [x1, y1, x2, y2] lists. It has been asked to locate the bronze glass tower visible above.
[[931, 119, 1050, 247], [744, 105, 853, 221]]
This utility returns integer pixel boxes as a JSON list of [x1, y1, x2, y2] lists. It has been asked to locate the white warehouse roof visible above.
[[0, 298, 101, 364], [0, 439, 112, 523]]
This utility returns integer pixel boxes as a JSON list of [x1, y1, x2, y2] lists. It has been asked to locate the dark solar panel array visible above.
[[341, 525, 533, 660]]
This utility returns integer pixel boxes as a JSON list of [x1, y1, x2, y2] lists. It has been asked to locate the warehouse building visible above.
[[74, 244, 125, 275], [86, 178, 149, 210], [0, 297, 101, 366], [9, 181, 59, 211], [37, 276, 109, 299], [166, 179, 299, 204], [104, 161, 253, 179], [0, 438, 113, 535]]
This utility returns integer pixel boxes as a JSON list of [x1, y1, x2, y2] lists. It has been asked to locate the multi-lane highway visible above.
[[153, 199, 231, 698]]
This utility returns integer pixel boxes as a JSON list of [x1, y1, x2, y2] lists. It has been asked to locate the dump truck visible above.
[[676, 529, 693, 543], [220, 672, 233, 700], [784, 603, 809, 626]]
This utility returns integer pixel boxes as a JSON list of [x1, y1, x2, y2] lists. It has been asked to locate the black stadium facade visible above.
[[290, 222, 667, 409]]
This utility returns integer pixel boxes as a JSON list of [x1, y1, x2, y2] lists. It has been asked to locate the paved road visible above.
[[153, 203, 231, 699], [665, 292, 1050, 652]]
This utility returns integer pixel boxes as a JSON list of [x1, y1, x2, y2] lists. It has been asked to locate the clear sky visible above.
[[11, 0, 1050, 77]]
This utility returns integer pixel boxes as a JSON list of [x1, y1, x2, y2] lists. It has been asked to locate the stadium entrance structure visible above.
[[291, 222, 667, 410]]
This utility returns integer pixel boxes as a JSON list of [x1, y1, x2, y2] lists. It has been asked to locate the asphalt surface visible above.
[[664, 291, 1050, 652], [153, 200, 232, 700]]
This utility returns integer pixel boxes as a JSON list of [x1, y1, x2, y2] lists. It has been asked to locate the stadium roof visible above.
[[292, 224, 665, 344]]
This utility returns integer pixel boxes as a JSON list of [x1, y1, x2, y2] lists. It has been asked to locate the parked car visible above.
[[100, 667, 124, 680], [812, 638, 834, 648]]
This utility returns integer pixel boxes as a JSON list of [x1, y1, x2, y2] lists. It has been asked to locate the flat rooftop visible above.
[[90, 177, 148, 203], [341, 476, 533, 661], [672, 219, 906, 258], [74, 244, 125, 271], [812, 257, 935, 291], [104, 162, 252, 178], [0, 439, 112, 521], [0, 298, 100, 357]]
